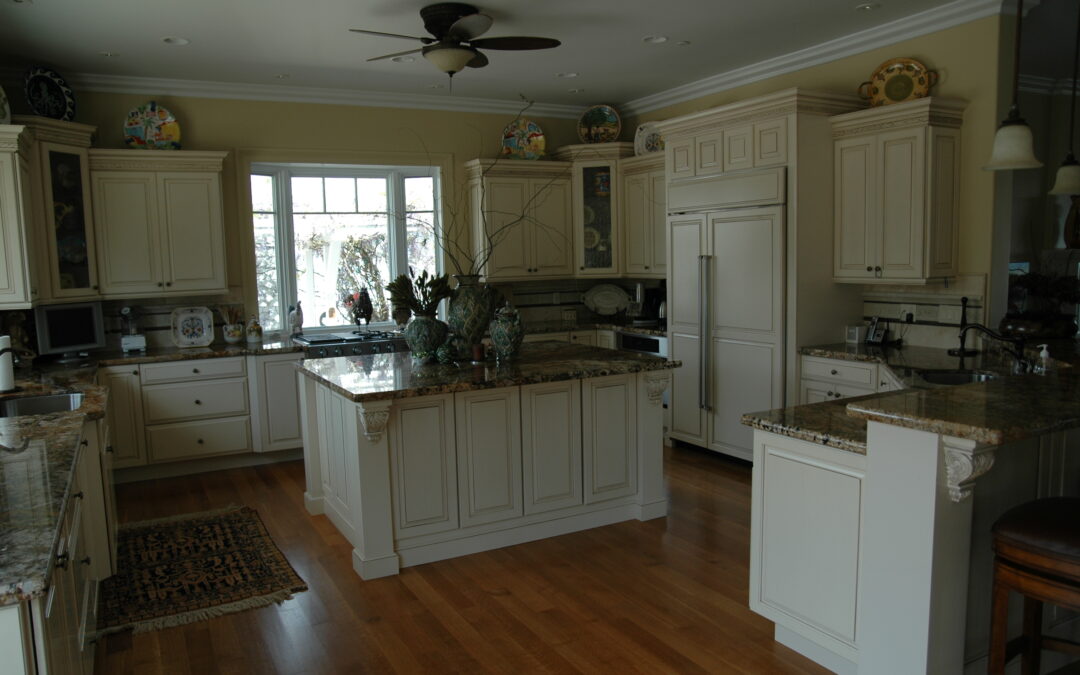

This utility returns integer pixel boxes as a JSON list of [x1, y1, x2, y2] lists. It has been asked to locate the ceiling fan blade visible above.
[[466, 50, 489, 68], [367, 48, 424, 62], [467, 36, 561, 50], [349, 28, 434, 44], [447, 12, 492, 41]]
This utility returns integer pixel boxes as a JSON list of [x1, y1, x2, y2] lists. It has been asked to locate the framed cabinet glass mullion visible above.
[[573, 160, 619, 277], [37, 141, 99, 300]]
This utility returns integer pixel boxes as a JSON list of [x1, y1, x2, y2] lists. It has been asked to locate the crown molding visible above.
[[88, 148, 228, 172], [1019, 74, 1080, 96], [9, 71, 583, 120], [621, 0, 1004, 116]]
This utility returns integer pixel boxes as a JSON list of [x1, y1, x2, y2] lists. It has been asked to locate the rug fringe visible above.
[[95, 587, 305, 637], [117, 504, 246, 530]]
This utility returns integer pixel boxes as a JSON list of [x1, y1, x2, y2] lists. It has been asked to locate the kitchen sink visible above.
[[0, 393, 83, 417], [917, 370, 999, 386]]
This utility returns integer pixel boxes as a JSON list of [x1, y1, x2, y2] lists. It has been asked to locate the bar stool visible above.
[[988, 497, 1080, 674]]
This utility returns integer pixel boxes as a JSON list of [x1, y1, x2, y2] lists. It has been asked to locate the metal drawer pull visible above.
[[197, 438, 204, 444], [194, 399, 202, 405], [827, 391, 834, 397], [79, 556, 91, 566], [106, 446, 114, 454], [72, 491, 84, 500], [55, 553, 69, 570], [192, 368, 200, 374], [132, 370, 139, 376], [80, 440, 88, 446]]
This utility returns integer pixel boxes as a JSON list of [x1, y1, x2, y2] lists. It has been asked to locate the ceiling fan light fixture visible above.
[[422, 44, 476, 74]]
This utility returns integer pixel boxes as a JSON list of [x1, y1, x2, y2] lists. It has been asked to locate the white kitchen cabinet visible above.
[[466, 159, 573, 280], [750, 429, 865, 663], [595, 330, 616, 349], [664, 116, 789, 180], [521, 380, 582, 514], [0, 125, 36, 309], [569, 330, 596, 346], [621, 154, 666, 278], [13, 116, 100, 303], [523, 331, 569, 343], [97, 365, 147, 468], [722, 125, 753, 172], [455, 388, 523, 527], [582, 374, 637, 503], [90, 150, 228, 298], [798, 355, 907, 404], [831, 97, 964, 284], [249, 353, 303, 453], [389, 393, 459, 538], [754, 119, 789, 167]]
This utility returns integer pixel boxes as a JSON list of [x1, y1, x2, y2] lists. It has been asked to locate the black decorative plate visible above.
[[24, 66, 76, 121]]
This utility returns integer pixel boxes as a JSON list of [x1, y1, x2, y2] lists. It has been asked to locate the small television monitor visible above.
[[34, 301, 106, 360]]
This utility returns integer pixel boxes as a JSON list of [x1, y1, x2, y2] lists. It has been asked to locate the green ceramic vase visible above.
[[489, 306, 524, 361], [448, 275, 499, 358], [404, 314, 448, 362]]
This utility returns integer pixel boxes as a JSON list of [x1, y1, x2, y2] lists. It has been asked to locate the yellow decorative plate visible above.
[[858, 58, 938, 107]]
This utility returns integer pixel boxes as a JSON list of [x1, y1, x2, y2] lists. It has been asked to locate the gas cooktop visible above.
[[293, 329, 408, 358]]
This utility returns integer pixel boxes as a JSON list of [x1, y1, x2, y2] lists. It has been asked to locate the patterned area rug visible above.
[[97, 505, 307, 635]]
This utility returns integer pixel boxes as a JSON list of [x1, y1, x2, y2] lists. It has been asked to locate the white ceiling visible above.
[[0, 0, 1022, 116]]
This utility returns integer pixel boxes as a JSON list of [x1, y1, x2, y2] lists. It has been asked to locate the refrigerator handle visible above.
[[699, 254, 710, 411]]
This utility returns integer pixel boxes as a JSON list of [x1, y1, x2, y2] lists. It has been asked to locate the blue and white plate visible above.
[[170, 307, 214, 347]]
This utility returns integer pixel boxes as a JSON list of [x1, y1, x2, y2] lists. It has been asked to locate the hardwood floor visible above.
[[95, 445, 830, 674]]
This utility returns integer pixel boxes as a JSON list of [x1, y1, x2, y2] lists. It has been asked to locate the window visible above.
[[251, 164, 439, 332]]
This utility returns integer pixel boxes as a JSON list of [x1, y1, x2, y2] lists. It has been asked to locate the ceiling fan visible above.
[[350, 2, 561, 77]]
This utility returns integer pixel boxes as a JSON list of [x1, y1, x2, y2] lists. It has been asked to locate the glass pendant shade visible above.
[[985, 116, 1043, 170], [422, 45, 475, 74], [1050, 156, 1080, 194]]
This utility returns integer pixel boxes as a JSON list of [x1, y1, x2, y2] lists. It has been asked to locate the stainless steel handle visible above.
[[699, 254, 711, 411]]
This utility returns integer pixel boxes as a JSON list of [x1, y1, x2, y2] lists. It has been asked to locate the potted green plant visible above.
[[387, 270, 452, 361]]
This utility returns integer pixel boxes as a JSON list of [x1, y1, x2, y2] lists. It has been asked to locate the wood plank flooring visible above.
[[95, 445, 830, 674]]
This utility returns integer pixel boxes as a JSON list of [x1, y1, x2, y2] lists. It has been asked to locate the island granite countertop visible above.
[[300, 341, 680, 403], [0, 370, 107, 606]]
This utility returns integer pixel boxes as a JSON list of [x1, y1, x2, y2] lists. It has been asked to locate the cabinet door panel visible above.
[[391, 396, 458, 537], [834, 138, 877, 280], [158, 173, 227, 292], [754, 119, 788, 167], [667, 214, 704, 335], [670, 333, 704, 443], [93, 172, 162, 294], [708, 208, 783, 335], [667, 138, 694, 179], [0, 150, 33, 308], [723, 125, 754, 172], [649, 171, 667, 275], [696, 131, 724, 176], [98, 367, 146, 468], [522, 381, 582, 514], [622, 172, 649, 274], [39, 143, 99, 299], [530, 179, 573, 276], [483, 179, 530, 278], [583, 375, 636, 503], [574, 163, 617, 275], [710, 338, 780, 458], [142, 378, 249, 424], [254, 355, 303, 452], [878, 130, 925, 279], [146, 416, 251, 463], [456, 389, 523, 527]]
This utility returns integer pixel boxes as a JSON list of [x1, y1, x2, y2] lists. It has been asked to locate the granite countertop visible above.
[[300, 341, 680, 403], [524, 322, 667, 338], [742, 394, 873, 454], [1, 369, 106, 606], [94, 338, 300, 366]]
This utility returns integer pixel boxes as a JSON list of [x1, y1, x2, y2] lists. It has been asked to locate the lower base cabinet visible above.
[[522, 380, 583, 514]]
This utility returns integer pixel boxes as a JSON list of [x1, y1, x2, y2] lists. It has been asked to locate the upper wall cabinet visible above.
[[0, 125, 36, 309], [89, 150, 229, 298], [466, 159, 574, 281], [554, 143, 634, 277], [830, 97, 964, 284], [13, 116, 100, 304], [620, 154, 666, 278], [667, 117, 788, 180]]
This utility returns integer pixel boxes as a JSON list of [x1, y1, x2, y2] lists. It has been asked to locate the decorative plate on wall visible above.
[[500, 118, 545, 159], [578, 104, 621, 143], [24, 66, 76, 121], [857, 57, 938, 107], [583, 283, 630, 316], [170, 307, 214, 347], [634, 123, 664, 155], [124, 101, 182, 150], [0, 86, 10, 125]]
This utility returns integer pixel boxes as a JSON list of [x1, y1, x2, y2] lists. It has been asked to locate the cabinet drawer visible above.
[[146, 417, 251, 463], [140, 356, 245, 385], [801, 356, 877, 388], [142, 378, 249, 423]]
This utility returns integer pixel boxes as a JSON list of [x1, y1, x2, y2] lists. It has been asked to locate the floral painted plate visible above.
[[124, 101, 182, 150], [501, 118, 545, 159], [858, 57, 938, 107], [170, 307, 214, 347], [578, 104, 621, 143], [0, 85, 10, 125], [24, 66, 76, 121], [634, 122, 664, 155], [583, 283, 630, 316]]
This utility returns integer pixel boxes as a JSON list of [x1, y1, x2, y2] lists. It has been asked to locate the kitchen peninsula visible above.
[[742, 347, 1080, 675], [297, 341, 678, 580]]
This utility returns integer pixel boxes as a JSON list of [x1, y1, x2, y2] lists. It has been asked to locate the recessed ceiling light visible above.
[[391, 56, 415, 63], [556, 72, 578, 78], [854, 2, 880, 10], [568, 88, 585, 93], [642, 35, 668, 44], [676, 40, 692, 47], [161, 36, 190, 46], [427, 83, 445, 89], [97, 51, 117, 58], [274, 73, 290, 79]]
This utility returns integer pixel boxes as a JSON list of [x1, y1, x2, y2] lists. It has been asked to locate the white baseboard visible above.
[[635, 500, 668, 520], [114, 448, 303, 483], [304, 493, 324, 515], [352, 550, 400, 580], [775, 625, 856, 675]]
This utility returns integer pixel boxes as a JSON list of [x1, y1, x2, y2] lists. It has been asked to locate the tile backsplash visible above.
[[859, 275, 985, 349]]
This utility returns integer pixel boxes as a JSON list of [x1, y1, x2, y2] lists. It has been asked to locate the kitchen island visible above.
[[742, 349, 1080, 675], [297, 342, 679, 579]]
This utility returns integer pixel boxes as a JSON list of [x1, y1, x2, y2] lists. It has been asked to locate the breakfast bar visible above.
[[297, 342, 678, 580]]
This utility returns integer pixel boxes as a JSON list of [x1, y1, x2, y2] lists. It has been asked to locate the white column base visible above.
[[775, 625, 856, 675], [352, 549, 401, 580], [303, 492, 324, 515]]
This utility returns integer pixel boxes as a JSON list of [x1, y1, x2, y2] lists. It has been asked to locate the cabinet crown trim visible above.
[[655, 88, 860, 137], [464, 158, 572, 180], [830, 96, 967, 138], [552, 142, 634, 161], [88, 149, 229, 172], [0, 126, 31, 153], [11, 115, 96, 146]]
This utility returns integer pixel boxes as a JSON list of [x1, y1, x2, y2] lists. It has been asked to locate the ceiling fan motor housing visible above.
[[421, 3, 480, 39]]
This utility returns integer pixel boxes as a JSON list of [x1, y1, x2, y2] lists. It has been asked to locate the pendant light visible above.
[[986, 0, 1044, 170], [1050, 4, 1080, 194]]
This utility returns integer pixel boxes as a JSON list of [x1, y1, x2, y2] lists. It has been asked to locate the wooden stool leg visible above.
[[1021, 597, 1042, 675], [989, 564, 1011, 675]]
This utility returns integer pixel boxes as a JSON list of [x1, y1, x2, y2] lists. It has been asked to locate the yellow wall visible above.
[[633, 16, 1004, 280]]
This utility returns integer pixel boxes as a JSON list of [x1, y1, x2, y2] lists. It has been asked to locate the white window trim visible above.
[[251, 162, 442, 335]]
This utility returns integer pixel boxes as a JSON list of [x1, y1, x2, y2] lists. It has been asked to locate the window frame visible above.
[[250, 162, 442, 335]]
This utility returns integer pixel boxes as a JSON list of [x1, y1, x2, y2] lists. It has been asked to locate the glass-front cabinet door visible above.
[[38, 142, 99, 300], [573, 160, 619, 276]]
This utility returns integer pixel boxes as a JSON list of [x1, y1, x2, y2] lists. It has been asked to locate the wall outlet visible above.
[[916, 304, 939, 323], [898, 303, 917, 323], [562, 309, 577, 323]]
